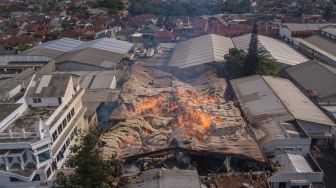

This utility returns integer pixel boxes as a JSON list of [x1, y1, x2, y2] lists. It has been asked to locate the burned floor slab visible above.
[[99, 66, 265, 163]]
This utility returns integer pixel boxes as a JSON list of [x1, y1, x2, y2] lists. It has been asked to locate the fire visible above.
[[132, 85, 224, 138]]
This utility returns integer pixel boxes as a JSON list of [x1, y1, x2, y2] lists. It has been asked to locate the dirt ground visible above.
[[311, 146, 336, 188]]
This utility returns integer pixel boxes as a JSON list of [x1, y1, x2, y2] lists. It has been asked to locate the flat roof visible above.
[[169, 34, 234, 68], [3, 107, 56, 132], [272, 153, 313, 173]]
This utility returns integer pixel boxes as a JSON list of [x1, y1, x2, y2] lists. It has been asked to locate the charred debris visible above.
[[98, 64, 268, 187]]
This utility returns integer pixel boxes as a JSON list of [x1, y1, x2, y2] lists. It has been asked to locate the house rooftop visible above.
[[3, 107, 56, 132], [25, 74, 73, 98], [272, 153, 313, 173], [304, 35, 336, 57]]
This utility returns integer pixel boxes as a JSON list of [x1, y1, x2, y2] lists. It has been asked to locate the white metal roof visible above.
[[273, 153, 313, 173], [70, 37, 133, 54], [230, 75, 292, 122], [169, 34, 234, 68], [232, 34, 309, 66], [263, 76, 335, 127], [23, 38, 83, 55]]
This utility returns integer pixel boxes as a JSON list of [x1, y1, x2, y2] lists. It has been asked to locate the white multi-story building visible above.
[[0, 73, 87, 187]]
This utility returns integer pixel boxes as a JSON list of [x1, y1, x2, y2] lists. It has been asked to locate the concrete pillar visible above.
[[225, 156, 231, 172]]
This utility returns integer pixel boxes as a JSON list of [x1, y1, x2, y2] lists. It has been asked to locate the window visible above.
[[22, 152, 27, 163], [31, 154, 36, 162], [290, 186, 299, 188], [32, 174, 40, 181], [285, 147, 294, 152], [71, 108, 75, 116], [67, 112, 72, 122], [57, 124, 63, 134], [46, 168, 51, 178], [10, 177, 24, 182], [33, 98, 42, 103], [52, 131, 58, 141], [275, 147, 282, 152], [62, 119, 67, 128], [8, 157, 13, 163], [301, 186, 309, 188], [296, 147, 303, 152], [70, 131, 75, 140], [38, 151, 50, 163], [66, 138, 70, 147]]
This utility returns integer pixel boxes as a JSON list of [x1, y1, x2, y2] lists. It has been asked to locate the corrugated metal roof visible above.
[[232, 34, 309, 66], [231, 75, 335, 127], [230, 75, 292, 123], [272, 153, 313, 173], [56, 38, 133, 68], [294, 37, 336, 62], [285, 60, 336, 100], [304, 35, 336, 57], [263, 76, 335, 126], [69, 37, 133, 54], [169, 34, 234, 68], [66, 70, 118, 90], [22, 38, 83, 58], [322, 27, 336, 36], [26, 74, 73, 98]]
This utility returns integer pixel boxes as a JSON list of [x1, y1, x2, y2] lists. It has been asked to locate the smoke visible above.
[[175, 152, 191, 169]]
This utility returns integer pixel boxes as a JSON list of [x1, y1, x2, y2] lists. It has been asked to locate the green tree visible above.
[[243, 22, 259, 76], [258, 49, 277, 76], [224, 48, 246, 79], [55, 133, 124, 188]]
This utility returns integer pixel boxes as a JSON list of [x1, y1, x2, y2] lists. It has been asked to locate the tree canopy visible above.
[[55, 133, 125, 188], [224, 23, 277, 79]]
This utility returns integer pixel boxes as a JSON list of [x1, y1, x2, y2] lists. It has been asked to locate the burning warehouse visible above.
[[99, 65, 266, 178]]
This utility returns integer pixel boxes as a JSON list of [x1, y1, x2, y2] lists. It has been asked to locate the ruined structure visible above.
[[99, 66, 265, 174]]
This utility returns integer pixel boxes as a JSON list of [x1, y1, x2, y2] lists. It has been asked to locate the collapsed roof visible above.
[[99, 67, 265, 162]]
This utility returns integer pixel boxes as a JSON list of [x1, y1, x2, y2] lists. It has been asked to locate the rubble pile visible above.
[[100, 67, 264, 162]]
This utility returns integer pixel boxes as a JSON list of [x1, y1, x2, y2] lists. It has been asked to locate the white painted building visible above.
[[268, 153, 324, 188], [0, 73, 87, 187]]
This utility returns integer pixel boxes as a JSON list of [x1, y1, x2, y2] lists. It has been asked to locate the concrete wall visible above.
[[263, 138, 311, 156], [26, 97, 60, 107]]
